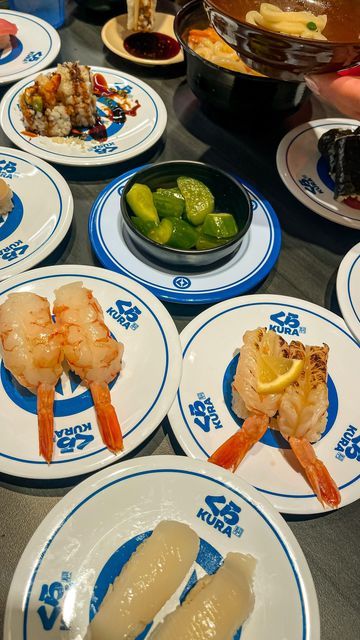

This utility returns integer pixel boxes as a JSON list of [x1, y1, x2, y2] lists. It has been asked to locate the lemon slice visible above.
[[257, 355, 304, 394]]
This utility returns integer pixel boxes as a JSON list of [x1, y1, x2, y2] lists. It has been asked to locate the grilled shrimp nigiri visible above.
[[0, 292, 63, 463], [278, 341, 341, 508], [209, 328, 289, 471], [53, 282, 124, 454], [149, 552, 255, 639], [87, 521, 199, 640]]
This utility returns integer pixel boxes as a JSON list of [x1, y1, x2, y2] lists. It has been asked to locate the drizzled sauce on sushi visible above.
[[123, 32, 181, 61]]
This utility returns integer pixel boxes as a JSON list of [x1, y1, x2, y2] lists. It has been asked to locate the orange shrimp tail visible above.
[[289, 437, 341, 509], [90, 382, 123, 454], [37, 383, 55, 464], [208, 414, 269, 472]]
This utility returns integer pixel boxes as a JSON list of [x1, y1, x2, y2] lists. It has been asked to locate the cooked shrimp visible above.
[[278, 341, 341, 508], [0, 292, 63, 463], [53, 282, 124, 453], [209, 328, 287, 471]]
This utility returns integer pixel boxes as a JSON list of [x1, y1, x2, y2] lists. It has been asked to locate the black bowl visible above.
[[120, 161, 252, 270], [174, 0, 310, 116]]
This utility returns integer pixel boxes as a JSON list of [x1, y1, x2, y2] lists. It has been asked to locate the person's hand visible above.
[[305, 72, 360, 119]]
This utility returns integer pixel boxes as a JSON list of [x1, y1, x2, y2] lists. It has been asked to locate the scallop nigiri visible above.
[[149, 552, 256, 639], [87, 520, 199, 640], [53, 282, 124, 454], [0, 292, 63, 463], [209, 328, 290, 471]]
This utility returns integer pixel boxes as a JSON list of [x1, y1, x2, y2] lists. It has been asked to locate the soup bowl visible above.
[[174, 0, 310, 116], [203, 0, 360, 80]]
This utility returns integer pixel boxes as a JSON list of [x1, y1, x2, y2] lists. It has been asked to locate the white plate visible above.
[[0, 265, 181, 480], [89, 166, 281, 304], [0, 67, 167, 166], [0, 147, 73, 279], [337, 242, 360, 343], [0, 10, 60, 85], [4, 455, 320, 640], [168, 294, 360, 515], [101, 12, 184, 66], [276, 118, 360, 229]]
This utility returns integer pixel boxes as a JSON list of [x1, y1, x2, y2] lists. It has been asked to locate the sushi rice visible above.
[[20, 62, 97, 138]]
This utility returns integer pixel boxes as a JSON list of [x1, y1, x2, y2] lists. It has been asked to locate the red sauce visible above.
[[124, 32, 181, 61], [87, 117, 108, 142], [21, 131, 38, 137], [344, 197, 360, 210], [93, 73, 117, 97]]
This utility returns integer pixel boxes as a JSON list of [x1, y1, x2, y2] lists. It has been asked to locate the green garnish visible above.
[[307, 21, 317, 31]]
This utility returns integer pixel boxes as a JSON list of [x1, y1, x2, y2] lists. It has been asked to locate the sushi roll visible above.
[[334, 135, 360, 202], [318, 128, 354, 178], [149, 552, 256, 639], [20, 62, 97, 137], [87, 520, 199, 640], [0, 179, 13, 216], [0, 18, 17, 50]]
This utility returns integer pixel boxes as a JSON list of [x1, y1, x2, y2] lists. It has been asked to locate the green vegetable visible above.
[[126, 183, 159, 224], [167, 217, 198, 250], [202, 213, 238, 239], [32, 95, 43, 112], [196, 234, 228, 251], [131, 216, 156, 236], [177, 176, 214, 226], [153, 191, 184, 218], [306, 21, 317, 31], [148, 218, 173, 245], [156, 187, 184, 200]]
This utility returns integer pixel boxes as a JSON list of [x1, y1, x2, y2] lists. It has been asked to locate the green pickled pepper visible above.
[[126, 183, 159, 224], [130, 217, 156, 236], [196, 234, 229, 250], [177, 177, 215, 226]]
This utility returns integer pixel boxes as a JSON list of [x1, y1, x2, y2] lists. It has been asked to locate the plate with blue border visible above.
[[337, 241, 360, 343], [168, 294, 360, 515], [0, 10, 60, 85], [0, 265, 181, 479], [88, 165, 281, 304], [4, 455, 320, 640], [0, 147, 73, 279], [0, 67, 167, 166], [276, 118, 360, 229]]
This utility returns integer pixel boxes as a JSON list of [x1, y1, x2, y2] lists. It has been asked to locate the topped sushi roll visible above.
[[19, 62, 97, 137]]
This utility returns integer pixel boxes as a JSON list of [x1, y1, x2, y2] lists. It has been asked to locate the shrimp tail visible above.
[[37, 382, 55, 464], [289, 436, 341, 509], [90, 381, 123, 453], [208, 413, 269, 472]]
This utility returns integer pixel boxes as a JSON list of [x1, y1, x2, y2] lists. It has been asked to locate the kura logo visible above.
[[196, 494, 244, 539], [106, 298, 142, 331], [268, 310, 306, 337]]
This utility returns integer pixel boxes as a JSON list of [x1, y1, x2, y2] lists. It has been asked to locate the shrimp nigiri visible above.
[[0, 292, 63, 463], [209, 328, 288, 471], [278, 341, 341, 508], [53, 282, 124, 453]]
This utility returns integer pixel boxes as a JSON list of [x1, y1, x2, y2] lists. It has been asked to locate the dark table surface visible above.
[[0, 3, 359, 639]]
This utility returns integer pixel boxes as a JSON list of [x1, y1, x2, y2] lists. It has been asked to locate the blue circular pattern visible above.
[[1, 365, 118, 418], [222, 354, 338, 449], [90, 531, 241, 639], [173, 276, 191, 290], [0, 191, 23, 241], [0, 36, 23, 66], [316, 157, 334, 191]]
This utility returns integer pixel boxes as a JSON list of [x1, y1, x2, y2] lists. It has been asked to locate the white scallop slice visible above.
[[87, 520, 199, 640], [149, 552, 256, 639]]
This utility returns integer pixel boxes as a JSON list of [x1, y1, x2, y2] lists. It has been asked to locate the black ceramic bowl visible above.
[[120, 161, 252, 270], [174, 0, 310, 116]]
